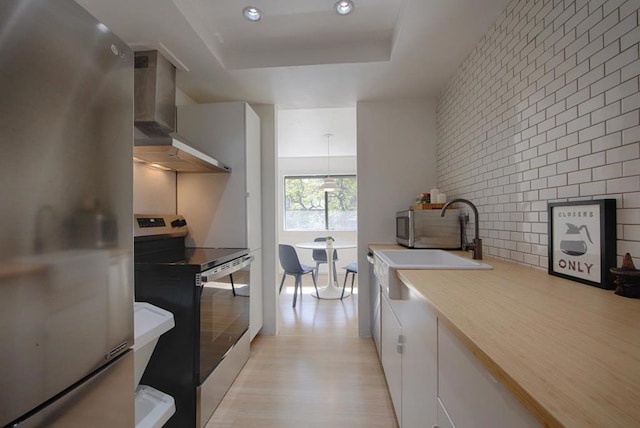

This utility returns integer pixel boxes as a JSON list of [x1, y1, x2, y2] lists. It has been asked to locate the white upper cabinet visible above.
[[176, 102, 261, 250]]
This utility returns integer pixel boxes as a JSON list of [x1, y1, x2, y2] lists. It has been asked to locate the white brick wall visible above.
[[437, 0, 640, 269]]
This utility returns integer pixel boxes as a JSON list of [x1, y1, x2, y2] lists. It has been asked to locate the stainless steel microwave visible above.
[[396, 209, 462, 249]]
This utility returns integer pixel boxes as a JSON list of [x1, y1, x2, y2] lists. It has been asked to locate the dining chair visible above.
[[341, 262, 358, 300], [278, 244, 318, 308], [312, 237, 338, 283]]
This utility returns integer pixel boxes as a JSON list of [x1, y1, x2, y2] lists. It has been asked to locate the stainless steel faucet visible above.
[[440, 198, 482, 260]]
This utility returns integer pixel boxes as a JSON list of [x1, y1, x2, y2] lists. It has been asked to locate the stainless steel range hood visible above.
[[133, 50, 230, 173], [133, 132, 231, 173]]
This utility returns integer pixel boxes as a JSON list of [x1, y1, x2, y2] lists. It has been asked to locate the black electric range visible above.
[[133, 214, 252, 428]]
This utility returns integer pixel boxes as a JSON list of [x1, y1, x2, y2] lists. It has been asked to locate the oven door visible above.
[[198, 255, 252, 384], [198, 255, 252, 426]]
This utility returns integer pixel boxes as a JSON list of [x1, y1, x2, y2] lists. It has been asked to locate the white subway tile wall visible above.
[[437, 0, 640, 268]]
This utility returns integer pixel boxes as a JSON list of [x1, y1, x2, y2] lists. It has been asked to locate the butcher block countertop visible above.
[[371, 246, 640, 428]]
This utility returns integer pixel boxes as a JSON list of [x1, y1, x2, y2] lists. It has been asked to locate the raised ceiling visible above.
[[75, 0, 510, 108], [193, 0, 404, 69]]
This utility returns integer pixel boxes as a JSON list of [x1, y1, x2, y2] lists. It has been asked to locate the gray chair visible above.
[[341, 262, 358, 299], [312, 237, 338, 283], [279, 244, 318, 307]]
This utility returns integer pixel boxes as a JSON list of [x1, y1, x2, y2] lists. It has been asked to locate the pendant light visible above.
[[320, 133, 337, 192]]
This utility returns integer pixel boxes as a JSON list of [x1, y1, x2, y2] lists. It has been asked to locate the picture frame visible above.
[[548, 199, 617, 289]]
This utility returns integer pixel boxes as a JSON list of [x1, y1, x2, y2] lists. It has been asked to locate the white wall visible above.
[[176, 88, 197, 106], [133, 164, 176, 214], [437, 0, 640, 268], [357, 98, 438, 337], [278, 107, 356, 157]]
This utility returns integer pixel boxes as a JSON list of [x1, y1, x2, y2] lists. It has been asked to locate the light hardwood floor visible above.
[[207, 274, 398, 428]]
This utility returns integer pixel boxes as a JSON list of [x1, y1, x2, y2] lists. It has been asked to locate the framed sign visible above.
[[548, 199, 616, 289]]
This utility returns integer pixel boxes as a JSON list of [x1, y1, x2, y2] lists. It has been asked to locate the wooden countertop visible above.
[[388, 253, 640, 428]]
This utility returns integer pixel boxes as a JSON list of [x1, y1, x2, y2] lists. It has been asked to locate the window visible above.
[[284, 175, 357, 231]]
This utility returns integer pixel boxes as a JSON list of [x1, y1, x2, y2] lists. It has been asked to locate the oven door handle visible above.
[[238, 255, 254, 269], [201, 254, 254, 282]]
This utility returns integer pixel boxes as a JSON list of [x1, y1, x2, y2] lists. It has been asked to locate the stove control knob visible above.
[[171, 219, 187, 228]]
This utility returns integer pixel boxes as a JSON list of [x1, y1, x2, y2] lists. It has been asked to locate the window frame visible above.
[[283, 174, 357, 232]]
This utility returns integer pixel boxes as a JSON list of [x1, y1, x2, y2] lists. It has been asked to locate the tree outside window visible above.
[[284, 175, 357, 231]]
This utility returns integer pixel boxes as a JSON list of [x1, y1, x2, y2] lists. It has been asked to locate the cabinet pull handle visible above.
[[397, 334, 405, 354]]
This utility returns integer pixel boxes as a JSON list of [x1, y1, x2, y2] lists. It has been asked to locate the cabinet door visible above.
[[400, 289, 437, 428], [438, 323, 541, 428], [369, 256, 382, 358], [380, 293, 402, 425], [372, 284, 381, 359], [249, 248, 263, 341], [245, 104, 262, 250], [437, 398, 455, 428], [176, 102, 250, 248]]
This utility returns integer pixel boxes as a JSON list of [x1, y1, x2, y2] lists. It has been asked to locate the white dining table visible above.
[[296, 241, 357, 299]]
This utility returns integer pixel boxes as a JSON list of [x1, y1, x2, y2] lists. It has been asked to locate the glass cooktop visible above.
[[135, 246, 248, 272]]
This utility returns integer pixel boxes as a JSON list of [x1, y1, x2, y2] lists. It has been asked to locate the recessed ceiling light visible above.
[[335, 0, 354, 15], [243, 6, 262, 21], [96, 23, 109, 33]]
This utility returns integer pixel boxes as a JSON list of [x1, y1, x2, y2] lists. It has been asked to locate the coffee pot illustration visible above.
[[560, 223, 592, 256]]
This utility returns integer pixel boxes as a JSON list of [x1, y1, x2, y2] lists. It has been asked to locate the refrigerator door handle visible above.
[[105, 341, 129, 361]]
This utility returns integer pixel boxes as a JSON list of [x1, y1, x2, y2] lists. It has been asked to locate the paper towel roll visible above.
[[430, 188, 439, 200]]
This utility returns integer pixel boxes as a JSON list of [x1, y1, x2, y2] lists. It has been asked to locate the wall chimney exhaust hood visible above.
[[133, 50, 230, 173]]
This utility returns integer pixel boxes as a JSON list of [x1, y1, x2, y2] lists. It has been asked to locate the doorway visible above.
[[276, 107, 358, 329]]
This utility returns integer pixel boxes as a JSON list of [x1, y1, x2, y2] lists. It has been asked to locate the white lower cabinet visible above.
[[380, 292, 402, 424], [379, 275, 542, 428], [372, 286, 381, 358], [437, 398, 455, 428], [380, 284, 437, 428], [379, 275, 544, 428], [370, 259, 381, 359], [437, 322, 541, 428], [400, 288, 437, 428]]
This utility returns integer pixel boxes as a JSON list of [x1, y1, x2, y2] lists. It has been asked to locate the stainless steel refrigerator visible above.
[[0, 0, 134, 426]]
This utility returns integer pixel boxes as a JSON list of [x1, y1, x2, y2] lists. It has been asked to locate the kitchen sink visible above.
[[373, 249, 492, 300], [374, 249, 492, 270]]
